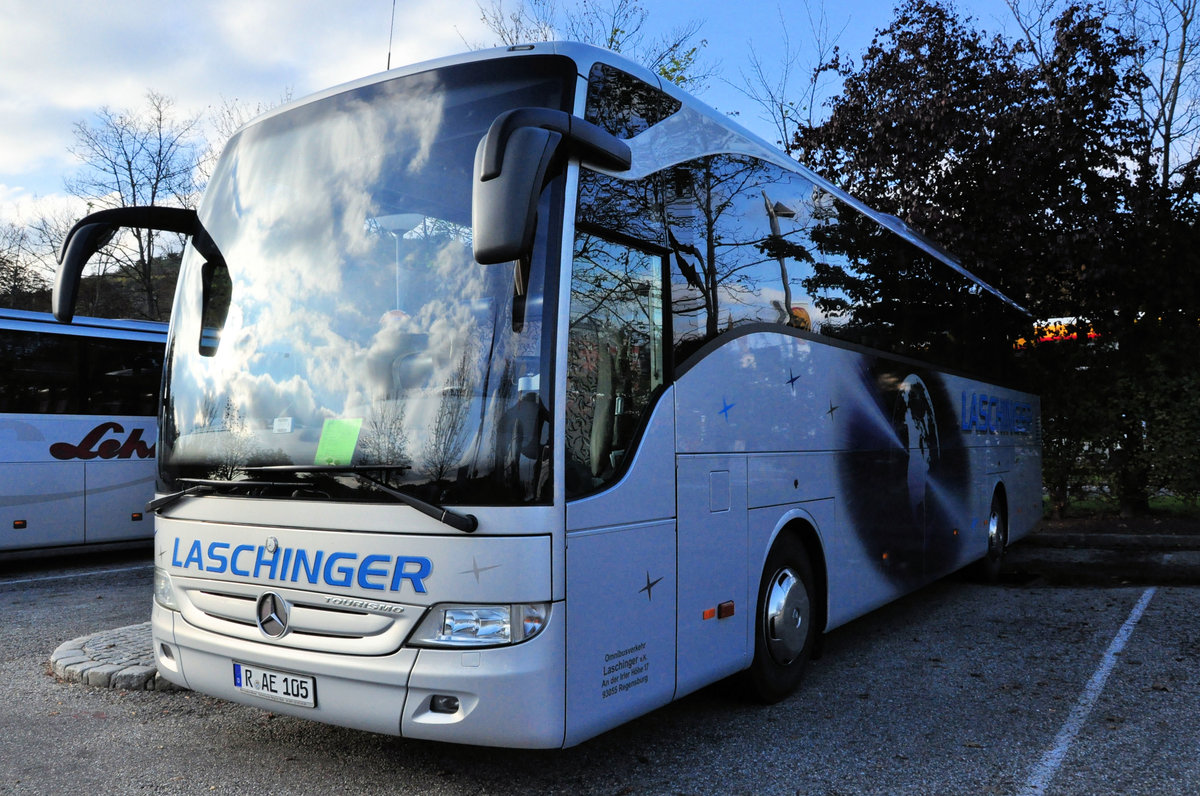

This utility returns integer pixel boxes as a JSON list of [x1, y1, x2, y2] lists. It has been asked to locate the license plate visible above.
[[233, 662, 316, 708]]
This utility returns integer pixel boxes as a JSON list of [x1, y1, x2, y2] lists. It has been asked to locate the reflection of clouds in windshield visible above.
[[163, 60, 562, 503], [192, 83, 470, 429], [174, 218, 500, 475], [227, 76, 448, 304]]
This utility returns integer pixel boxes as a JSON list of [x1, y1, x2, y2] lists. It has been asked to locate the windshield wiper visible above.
[[147, 477, 315, 514], [244, 465, 479, 533], [146, 483, 214, 514]]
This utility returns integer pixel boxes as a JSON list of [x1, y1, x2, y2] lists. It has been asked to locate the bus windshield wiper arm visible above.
[[146, 483, 214, 514], [147, 476, 328, 514], [244, 465, 479, 533], [355, 471, 479, 533]]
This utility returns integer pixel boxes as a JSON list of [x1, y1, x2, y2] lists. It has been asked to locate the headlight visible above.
[[153, 568, 178, 611], [409, 603, 549, 648]]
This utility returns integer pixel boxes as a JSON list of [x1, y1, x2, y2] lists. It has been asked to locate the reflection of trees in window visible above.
[[802, 201, 1018, 373], [207, 401, 260, 481], [419, 350, 474, 489], [357, 401, 410, 485], [584, 63, 681, 139], [580, 158, 830, 373], [565, 235, 663, 496], [666, 155, 820, 364]]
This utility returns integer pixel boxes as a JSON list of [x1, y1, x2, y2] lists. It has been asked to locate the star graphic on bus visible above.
[[640, 571, 664, 601], [719, 397, 735, 421], [826, 400, 839, 418], [460, 556, 502, 583], [787, 369, 802, 389]]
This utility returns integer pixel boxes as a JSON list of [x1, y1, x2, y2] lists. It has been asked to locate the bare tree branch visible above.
[[63, 91, 201, 320], [735, 2, 846, 154], [472, 0, 711, 89]]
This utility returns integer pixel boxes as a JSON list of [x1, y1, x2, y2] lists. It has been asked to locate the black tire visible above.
[[972, 492, 1008, 583], [744, 533, 817, 703]]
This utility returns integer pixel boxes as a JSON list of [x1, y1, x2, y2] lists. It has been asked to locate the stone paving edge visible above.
[[49, 621, 184, 691]]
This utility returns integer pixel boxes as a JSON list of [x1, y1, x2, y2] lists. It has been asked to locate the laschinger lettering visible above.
[[49, 422, 155, 461], [960, 391, 1033, 435], [170, 538, 432, 594]]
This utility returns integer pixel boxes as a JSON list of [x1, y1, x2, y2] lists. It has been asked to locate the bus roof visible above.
[[0, 307, 167, 342], [233, 41, 1030, 318]]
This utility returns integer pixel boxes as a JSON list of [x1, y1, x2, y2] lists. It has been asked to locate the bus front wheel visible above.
[[745, 534, 817, 703]]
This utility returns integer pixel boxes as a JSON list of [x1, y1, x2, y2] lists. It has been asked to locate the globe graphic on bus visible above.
[[894, 374, 940, 524]]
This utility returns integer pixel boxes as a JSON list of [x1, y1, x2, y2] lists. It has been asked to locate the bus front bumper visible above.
[[152, 601, 567, 748]]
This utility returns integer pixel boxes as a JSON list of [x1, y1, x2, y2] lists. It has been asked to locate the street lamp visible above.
[[762, 190, 797, 324]]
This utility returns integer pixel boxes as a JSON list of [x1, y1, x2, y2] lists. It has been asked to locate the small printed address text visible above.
[[601, 642, 649, 700]]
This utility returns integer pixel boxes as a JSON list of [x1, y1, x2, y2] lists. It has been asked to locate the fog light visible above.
[[430, 695, 460, 714]]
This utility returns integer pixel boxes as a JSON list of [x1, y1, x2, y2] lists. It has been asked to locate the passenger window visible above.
[[84, 338, 162, 415], [0, 331, 80, 414], [666, 154, 827, 367], [584, 62, 681, 139], [565, 235, 664, 497]]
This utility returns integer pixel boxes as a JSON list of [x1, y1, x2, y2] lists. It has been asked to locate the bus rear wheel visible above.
[[745, 534, 817, 703]]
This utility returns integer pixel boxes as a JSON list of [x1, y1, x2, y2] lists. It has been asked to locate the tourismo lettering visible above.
[[170, 538, 433, 594], [49, 422, 155, 460]]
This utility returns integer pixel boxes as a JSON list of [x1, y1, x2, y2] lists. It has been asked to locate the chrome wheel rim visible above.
[[764, 567, 810, 666], [987, 504, 1005, 558]]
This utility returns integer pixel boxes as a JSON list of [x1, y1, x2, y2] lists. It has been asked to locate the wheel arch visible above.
[[765, 512, 829, 636], [992, 480, 1009, 520]]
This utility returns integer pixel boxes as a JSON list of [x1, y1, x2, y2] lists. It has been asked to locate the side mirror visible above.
[[472, 108, 631, 265], [55, 221, 118, 322], [472, 126, 564, 265], [54, 206, 222, 322]]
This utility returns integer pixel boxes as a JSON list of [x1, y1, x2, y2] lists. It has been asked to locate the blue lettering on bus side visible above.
[[206, 542, 230, 573], [230, 544, 255, 576], [324, 552, 357, 588], [254, 546, 280, 579], [357, 554, 390, 590], [961, 390, 1033, 436], [292, 549, 323, 584], [391, 556, 432, 593], [168, 539, 433, 594], [183, 540, 203, 569]]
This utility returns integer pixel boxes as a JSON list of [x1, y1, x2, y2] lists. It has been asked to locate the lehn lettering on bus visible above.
[[49, 421, 155, 461], [170, 538, 432, 594]]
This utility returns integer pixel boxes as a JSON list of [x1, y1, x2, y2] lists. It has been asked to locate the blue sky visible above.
[[0, 0, 1017, 220]]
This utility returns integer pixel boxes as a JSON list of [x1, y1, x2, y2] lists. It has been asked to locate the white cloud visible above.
[[0, 0, 491, 215], [0, 0, 1020, 222]]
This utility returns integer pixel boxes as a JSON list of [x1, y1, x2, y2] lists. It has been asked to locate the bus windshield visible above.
[[159, 56, 574, 506]]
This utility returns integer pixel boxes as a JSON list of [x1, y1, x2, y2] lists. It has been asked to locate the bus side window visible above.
[[565, 236, 664, 497], [665, 155, 830, 369], [0, 330, 80, 414]]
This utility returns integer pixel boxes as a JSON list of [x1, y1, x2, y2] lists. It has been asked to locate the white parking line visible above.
[[0, 564, 152, 587], [1020, 587, 1157, 796]]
